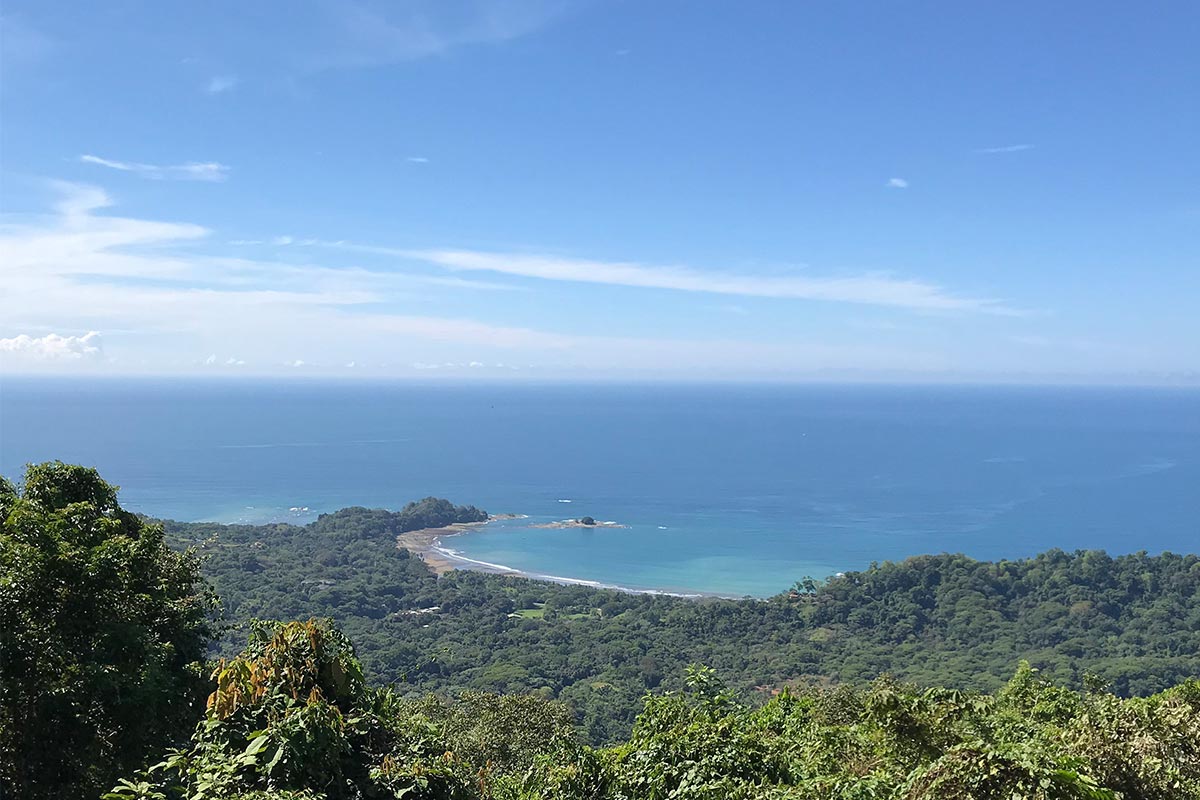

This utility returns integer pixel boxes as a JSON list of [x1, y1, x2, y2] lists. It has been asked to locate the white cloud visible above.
[[197, 353, 245, 367], [81, 154, 230, 182], [886, 178, 909, 189], [308, 0, 574, 70], [397, 249, 1016, 314], [268, 235, 321, 246], [977, 144, 1034, 154], [0, 331, 103, 360], [52, 181, 113, 216], [205, 75, 238, 94], [0, 180, 990, 377], [405, 156, 429, 163]]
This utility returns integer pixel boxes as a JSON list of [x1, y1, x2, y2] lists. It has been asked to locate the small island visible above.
[[389, 504, 627, 576], [531, 517, 628, 529]]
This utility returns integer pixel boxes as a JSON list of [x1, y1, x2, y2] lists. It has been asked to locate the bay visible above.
[[2, 378, 1196, 597]]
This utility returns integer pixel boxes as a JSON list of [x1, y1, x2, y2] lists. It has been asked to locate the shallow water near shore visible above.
[[2, 379, 1198, 597]]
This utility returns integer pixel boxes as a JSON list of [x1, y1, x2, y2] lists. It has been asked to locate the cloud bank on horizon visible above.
[[0, 1, 1196, 382]]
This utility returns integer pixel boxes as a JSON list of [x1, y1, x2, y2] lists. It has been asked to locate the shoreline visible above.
[[396, 517, 739, 599]]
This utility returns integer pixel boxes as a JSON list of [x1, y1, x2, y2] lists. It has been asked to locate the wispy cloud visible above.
[[80, 154, 230, 182], [0, 184, 587, 365], [977, 144, 1035, 154], [0, 182, 951, 377], [379, 248, 1018, 314], [236, 235, 521, 292], [405, 156, 429, 164], [886, 177, 909, 189], [51, 180, 113, 216], [306, 0, 576, 70], [204, 75, 238, 94]]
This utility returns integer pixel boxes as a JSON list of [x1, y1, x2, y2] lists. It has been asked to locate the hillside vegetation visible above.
[[108, 619, 1200, 800], [3, 462, 1199, 800], [167, 506, 1200, 742]]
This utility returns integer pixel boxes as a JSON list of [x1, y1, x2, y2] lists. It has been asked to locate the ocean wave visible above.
[[432, 547, 521, 574], [433, 546, 711, 598], [526, 572, 707, 598]]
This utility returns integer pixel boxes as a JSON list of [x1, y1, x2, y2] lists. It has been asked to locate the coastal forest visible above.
[[3, 462, 1200, 799], [168, 504, 1200, 744]]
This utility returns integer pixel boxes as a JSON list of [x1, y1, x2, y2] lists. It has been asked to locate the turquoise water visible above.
[[1, 379, 1197, 597]]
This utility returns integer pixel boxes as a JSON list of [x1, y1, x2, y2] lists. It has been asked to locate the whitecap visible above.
[[432, 547, 520, 574]]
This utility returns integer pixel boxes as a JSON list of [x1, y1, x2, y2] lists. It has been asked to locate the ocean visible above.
[[1, 379, 1197, 597]]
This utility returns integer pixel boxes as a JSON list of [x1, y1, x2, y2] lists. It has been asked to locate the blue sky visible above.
[[1, 1, 1197, 381]]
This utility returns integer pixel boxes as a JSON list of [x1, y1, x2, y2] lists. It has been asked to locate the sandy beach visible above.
[[396, 517, 727, 598], [395, 516, 522, 574], [394, 524, 474, 573]]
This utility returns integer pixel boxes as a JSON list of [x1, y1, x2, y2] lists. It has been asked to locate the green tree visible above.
[[0, 462, 215, 800], [403, 690, 577, 776], [107, 619, 480, 800]]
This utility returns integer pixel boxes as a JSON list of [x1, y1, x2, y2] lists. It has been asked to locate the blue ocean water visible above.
[[1, 379, 1197, 597]]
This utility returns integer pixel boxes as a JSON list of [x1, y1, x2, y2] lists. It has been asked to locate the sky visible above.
[[1, 1, 1197, 382]]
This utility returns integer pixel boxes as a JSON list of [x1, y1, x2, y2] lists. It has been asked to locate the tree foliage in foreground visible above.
[[105, 619, 575, 800], [559, 665, 1200, 800], [0, 462, 214, 800], [109, 618, 1200, 800]]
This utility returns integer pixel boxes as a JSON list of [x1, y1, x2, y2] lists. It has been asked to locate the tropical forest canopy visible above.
[[1, 462, 1198, 799], [168, 504, 1200, 743]]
